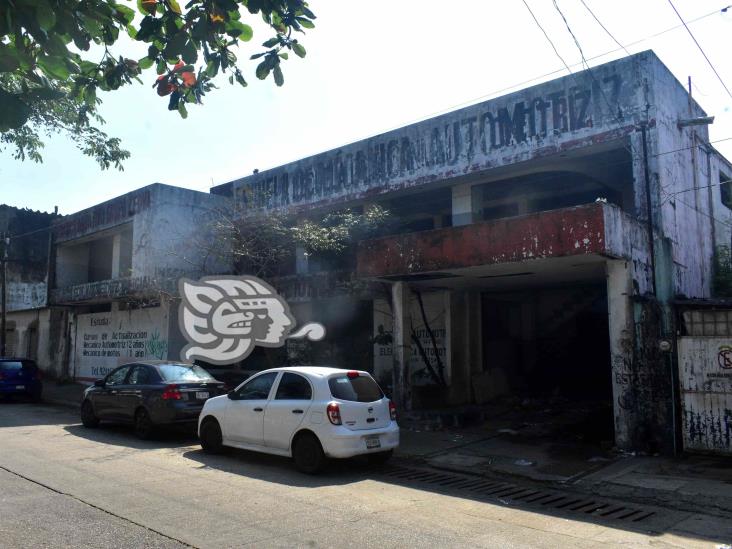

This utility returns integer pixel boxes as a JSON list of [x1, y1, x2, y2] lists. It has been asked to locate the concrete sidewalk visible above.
[[42, 381, 86, 409]]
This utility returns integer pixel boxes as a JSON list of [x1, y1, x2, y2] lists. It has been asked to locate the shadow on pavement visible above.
[[63, 423, 198, 450], [183, 447, 382, 488]]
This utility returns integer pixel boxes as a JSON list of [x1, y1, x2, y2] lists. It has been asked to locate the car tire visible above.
[[200, 419, 224, 454], [134, 408, 155, 440], [366, 449, 393, 467], [292, 432, 325, 474], [80, 400, 99, 428]]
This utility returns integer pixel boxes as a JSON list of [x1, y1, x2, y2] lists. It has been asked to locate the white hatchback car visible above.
[[198, 366, 399, 473]]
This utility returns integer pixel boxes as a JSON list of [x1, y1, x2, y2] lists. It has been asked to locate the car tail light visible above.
[[389, 400, 397, 421], [347, 370, 359, 379], [162, 385, 183, 400], [326, 402, 341, 425]]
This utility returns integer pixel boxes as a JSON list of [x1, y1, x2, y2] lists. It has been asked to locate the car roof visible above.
[[128, 360, 193, 368], [263, 366, 367, 378]]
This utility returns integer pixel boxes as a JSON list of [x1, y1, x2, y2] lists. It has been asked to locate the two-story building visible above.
[[211, 51, 732, 454], [48, 183, 231, 381]]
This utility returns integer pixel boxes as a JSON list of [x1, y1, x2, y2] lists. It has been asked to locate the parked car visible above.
[[198, 366, 399, 473], [80, 361, 225, 439], [0, 357, 43, 401]]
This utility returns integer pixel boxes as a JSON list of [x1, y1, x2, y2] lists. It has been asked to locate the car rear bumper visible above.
[[150, 402, 204, 425], [322, 422, 400, 458], [0, 381, 41, 395]]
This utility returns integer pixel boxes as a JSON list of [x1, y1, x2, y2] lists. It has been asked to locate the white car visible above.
[[197, 366, 399, 473]]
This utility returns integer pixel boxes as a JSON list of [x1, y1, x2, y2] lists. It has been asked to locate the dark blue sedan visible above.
[[0, 358, 43, 401]]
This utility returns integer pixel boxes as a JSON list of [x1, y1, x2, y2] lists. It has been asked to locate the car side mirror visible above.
[[94, 379, 105, 387], [227, 390, 238, 400]]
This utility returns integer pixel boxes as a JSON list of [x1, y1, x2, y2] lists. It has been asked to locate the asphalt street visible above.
[[0, 401, 727, 548]]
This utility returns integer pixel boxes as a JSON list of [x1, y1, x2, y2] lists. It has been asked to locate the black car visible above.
[[80, 361, 225, 438]]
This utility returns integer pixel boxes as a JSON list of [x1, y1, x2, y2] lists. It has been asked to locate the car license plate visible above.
[[195, 391, 209, 400], [365, 435, 381, 449], [15, 385, 25, 390]]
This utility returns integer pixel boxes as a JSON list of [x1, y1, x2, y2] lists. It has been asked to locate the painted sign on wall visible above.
[[72, 307, 169, 381], [373, 292, 450, 386], [678, 336, 732, 455]]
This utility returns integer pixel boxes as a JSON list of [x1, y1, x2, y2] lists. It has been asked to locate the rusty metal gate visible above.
[[677, 309, 732, 455]]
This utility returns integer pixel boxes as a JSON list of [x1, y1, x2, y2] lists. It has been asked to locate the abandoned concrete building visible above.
[[46, 183, 230, 381], [5, 50, 731, 456], [211, 51, 732, 455], [0, 204, 58, 363]]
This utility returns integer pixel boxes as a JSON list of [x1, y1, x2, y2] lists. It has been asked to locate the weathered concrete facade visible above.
[[209, 51, 732, 455], [46, 183, 233, 381]]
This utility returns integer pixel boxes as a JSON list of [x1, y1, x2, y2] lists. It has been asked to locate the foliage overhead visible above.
[[0, 0, 315, 168]]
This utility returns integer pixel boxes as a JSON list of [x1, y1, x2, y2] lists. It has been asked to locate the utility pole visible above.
[[1, 232, 7, 356]]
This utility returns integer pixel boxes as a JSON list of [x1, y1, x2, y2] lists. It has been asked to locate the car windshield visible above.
[[0, 361, 24, 371], [158, 364, 214, 382], [328, 375, 383, 402]]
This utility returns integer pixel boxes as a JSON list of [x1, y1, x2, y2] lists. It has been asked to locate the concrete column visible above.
[[111, 234, 122, 279], [295, 246, 309, 274], [451, 183, 474, 226], [391, 281, 411, 410], [607, 259, 634, 449]]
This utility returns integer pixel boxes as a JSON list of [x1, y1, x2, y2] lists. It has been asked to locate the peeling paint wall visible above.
[[678, 335, 732, 454], [221, 53, 658, 213]]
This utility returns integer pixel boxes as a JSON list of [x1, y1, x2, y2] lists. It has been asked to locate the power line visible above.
[[667, 0, 732, 101], [521, 0, 573, 75], [236, 4, 730, 174], [579, 0, 631, 57]]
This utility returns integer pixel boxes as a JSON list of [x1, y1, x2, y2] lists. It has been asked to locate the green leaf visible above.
[[0, 89, 31, 131], [292, 42, 306, 58], [168, 0, 182, 14], [0, 45, 20, 72], [273, 65, 283, 86], [296, 17, 314, 29], [37, 55, 71, 80], [255, 60, 270, 80], [181, 41, 198, 64], [278, 52, 288, 60], [205, 59, 219, 77], [163, 31, 188, 58], [262, 37, 279, 48], [235, 71, 247, 87], [137, 0, 157, 15], [178, 100, 188, 118], [138, 56, 154, 69], [225, 20, 253, 41], [156, 58, 167, 74], [114, 4, 136, 24], [36, 7, 56, 31]]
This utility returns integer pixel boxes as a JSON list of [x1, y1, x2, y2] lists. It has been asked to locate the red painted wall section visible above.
[[357, 203, 607, 278]]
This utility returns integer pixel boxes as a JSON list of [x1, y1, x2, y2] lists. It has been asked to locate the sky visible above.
[[2, 0, 732, 216]]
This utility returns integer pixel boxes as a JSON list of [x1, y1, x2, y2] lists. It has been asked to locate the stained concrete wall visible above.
[[218, 52, 662, 214]]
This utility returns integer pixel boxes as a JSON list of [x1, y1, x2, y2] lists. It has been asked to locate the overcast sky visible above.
[[2, 0, 731, 215]]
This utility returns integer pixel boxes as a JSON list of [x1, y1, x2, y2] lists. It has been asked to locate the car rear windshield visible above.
[[158, 364, 214, 382], [0, 360, 36, 372], [328, 375, 383, 402]]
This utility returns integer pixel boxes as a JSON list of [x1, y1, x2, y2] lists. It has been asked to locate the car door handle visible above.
[[253, 407, 263, 412], [292, 409, 304, 414]]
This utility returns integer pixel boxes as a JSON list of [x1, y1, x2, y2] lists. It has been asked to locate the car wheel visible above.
[[366, 449, 393, 467], [134, 408, 155, 440], [80, 400, 99, 428], [292, 432, 325, 474], [200, 419, 224, 454]]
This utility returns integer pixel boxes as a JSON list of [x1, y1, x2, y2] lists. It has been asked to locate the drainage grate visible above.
[[378, 465, 656, 525]]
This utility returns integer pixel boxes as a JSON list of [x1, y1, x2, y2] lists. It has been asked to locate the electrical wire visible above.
[[579, 0, 631, 57], [521, 0, 574, 75], [667, 0, 732, 100]]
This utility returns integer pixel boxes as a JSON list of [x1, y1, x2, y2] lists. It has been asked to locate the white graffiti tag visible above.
[[178, 276, 325, 365]]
